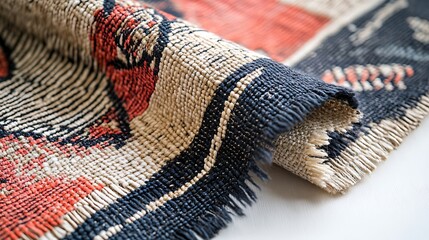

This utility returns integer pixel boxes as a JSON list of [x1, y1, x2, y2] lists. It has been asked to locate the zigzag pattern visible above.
[[321, 64, 414, 91]]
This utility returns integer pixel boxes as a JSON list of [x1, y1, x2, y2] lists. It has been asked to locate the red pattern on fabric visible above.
[[92, 4, 159, 120], [88, 111, 123, 138], [321, 64, 415, 91], [172, 0, 330, 61], [0, 136, 103, 240]]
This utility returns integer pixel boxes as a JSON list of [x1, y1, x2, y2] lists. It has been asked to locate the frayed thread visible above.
[[172, 87, 357, 239], [323, 94, 429, 193]]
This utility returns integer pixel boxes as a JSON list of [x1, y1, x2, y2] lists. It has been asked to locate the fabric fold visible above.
[[0, 0, 428, 239]]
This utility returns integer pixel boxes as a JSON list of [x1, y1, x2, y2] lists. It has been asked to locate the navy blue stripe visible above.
[[108, 59, 356, 239], [64, 57, 271, 240], [65, 58, 356, 239]]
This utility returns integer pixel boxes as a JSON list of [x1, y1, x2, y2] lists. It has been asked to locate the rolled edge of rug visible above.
[[274, 92, 429, 194], [273, 98, 361, 191], [0, 0, 362, 239], [327, 94, 429, 193]]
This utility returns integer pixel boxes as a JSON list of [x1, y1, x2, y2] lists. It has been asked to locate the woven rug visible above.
[[1, 0, 428, 239]]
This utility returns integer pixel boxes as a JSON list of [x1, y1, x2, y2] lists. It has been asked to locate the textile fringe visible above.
[[171, 93, 358, 239], [323, 94, 429, 193]]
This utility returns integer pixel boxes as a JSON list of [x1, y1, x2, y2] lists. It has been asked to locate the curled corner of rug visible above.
[[273, 93, 429, 194], [1, 0, 429, 239], [272, 98, 361, 194], [160, 74, 364, 239]]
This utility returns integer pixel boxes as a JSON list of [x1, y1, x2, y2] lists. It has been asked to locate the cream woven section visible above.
[[274, 100, 360, 193]]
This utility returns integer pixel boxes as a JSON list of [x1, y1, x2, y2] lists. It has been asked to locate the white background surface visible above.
[[215, 117, 429, 240]]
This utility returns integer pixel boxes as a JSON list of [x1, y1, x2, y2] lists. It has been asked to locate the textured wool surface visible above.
[[0, 0, 428, 239]]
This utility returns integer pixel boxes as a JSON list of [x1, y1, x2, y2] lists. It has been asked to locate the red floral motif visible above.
[[0, 135, 103, 240], [1, 3, 176, 239], [92, 4, 170, 120]]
